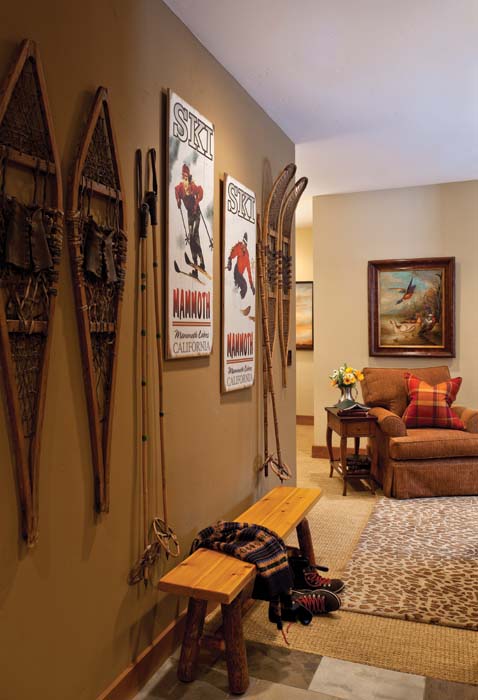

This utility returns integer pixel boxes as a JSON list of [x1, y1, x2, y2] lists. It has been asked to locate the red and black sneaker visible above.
[[268, 597, 313, 627], [288, 550, 345, 594], [297, 567, 345, 594], [293, 589, 341, 615]]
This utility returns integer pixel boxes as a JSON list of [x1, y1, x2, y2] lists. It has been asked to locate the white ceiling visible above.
[[164, 0, 478, 227]]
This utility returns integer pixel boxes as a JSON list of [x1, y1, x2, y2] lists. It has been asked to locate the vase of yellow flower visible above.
[[329, 363, 365, 408]]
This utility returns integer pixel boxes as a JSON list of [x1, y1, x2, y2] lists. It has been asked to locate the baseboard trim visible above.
[[312, 445, 367, 459], [296, 415, 314, 425], [97, 611, 186, 700]]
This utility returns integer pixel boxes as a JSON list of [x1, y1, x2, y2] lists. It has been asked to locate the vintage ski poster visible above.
[[167, 91, 214, 359], [222, 174, 257, 392]]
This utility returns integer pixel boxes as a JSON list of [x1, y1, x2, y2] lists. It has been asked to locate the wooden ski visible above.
[[259, 163, 295, 478], [67, 87, 127, 513], [0, 39, 63, 545], [184, 252, 212, 280], [173, 260, 206, 285], [278, 177, 308, 387], [257, 217, 291, 483]]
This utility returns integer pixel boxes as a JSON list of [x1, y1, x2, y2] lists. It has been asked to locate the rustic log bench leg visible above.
[[178, 597, 207, 683], [221, 595, 249, 694], [296, 517, 316, 565]]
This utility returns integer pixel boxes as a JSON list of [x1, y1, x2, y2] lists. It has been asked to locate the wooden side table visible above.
[[325, 407, 378, 496]]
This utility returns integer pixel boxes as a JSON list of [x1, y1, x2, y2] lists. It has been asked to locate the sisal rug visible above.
[[341, 496, 478, 631], [241, 493, 478, 684], [242, 436, 478, 683]]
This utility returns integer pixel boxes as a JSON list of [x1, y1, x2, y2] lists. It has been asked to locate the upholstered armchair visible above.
[[361, 366, 478, 499]]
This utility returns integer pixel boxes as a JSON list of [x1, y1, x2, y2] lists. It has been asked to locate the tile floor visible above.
[[134, 640, 478, 699], [134, 426, 478, 699]]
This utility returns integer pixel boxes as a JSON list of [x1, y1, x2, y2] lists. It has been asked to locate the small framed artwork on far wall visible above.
[[296, 281, 314, 350], [368, 257, 455, 357]]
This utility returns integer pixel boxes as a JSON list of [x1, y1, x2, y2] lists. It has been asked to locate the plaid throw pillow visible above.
[[402, 373, 464, 429]]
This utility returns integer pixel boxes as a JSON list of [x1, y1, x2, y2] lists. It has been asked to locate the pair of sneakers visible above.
[[288, 548, 344, 618]]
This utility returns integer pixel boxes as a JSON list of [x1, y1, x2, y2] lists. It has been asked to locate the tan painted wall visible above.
[[296, 227, 314, 416], [0, 3, 295, 699], [313, 181, 478, 446]]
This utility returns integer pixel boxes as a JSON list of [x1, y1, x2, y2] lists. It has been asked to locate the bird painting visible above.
[[389, 318, 421, 335], [389, 277, 416, 304]]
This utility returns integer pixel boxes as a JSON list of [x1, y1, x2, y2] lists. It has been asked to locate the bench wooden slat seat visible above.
[[157, 486, 321, 695], [237, 486, 320, 536], [158, 548, 256, 604]]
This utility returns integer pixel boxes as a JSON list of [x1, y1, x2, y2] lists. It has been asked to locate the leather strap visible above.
[[145, 148, 158, 226], [42, 160, 49, 208], [136, 149, 149, 238], [32, 159, 40, 206], [0, 147, 7, 199]]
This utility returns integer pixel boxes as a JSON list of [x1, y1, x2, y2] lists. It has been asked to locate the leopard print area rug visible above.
[[341, 496, 478, 631]]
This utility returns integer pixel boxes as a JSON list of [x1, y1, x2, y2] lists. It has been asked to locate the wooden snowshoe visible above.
[[67, 87, 127, 513], [0, 39, 63, 545]]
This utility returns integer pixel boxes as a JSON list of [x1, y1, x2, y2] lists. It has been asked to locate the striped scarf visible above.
[[191, 521, 293, 625]]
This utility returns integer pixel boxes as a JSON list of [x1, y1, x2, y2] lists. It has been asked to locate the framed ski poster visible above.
[[166, 91, 215, 359], [222, 174, 257, 392]]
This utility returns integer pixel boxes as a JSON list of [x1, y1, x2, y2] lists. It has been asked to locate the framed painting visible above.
[[166, 91, 215, 359], [368, 257, 455, 357], [296, 281, 314, 350], [221, 174, 257, 392]]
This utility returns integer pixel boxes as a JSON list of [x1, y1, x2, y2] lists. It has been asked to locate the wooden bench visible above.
[[158, 486, 321, 694]]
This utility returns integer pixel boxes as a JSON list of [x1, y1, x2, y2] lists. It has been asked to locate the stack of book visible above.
[[346, 454, 372, 472], [337, 402, 371, 417]]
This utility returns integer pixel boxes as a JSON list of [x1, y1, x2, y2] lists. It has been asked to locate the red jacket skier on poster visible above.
[[175, 163, 205, 275], [227, 233, 255, 299]]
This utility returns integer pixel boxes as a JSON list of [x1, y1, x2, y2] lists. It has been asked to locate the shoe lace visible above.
[[295, 592, 328, 614], [304, 569, 331, 587]]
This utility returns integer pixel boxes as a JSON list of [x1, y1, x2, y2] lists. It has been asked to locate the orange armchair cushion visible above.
[[389, 429, 478, 460]]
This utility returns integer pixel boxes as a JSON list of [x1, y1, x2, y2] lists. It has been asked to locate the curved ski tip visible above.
[[95, 86, 109, 101], [12, 38, 37, 65], [21, 38, 37, 53]]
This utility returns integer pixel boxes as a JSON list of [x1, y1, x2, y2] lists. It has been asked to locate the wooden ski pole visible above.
[[146, 148, 179, 558], [129, 149, 179, 585], [259, 233, 270, 477], [146, 149, 166, 525], [137, 149, 150, 557], [262, 352, 269, 477]]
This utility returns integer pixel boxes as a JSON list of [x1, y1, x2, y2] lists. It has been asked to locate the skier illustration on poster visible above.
[[227, 232, 255, 299], [175, 163, 205, 277], [167, 91, 214, 359], [222, 174, 257, 392]]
